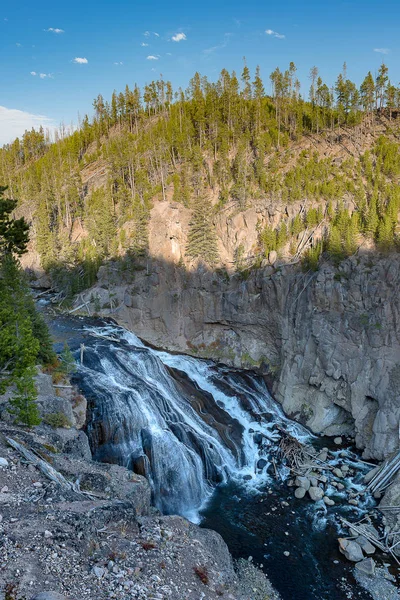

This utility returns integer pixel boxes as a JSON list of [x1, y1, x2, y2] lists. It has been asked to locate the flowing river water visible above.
[[45, 311, 384, 600]]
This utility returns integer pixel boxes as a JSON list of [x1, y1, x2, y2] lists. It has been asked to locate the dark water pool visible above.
[[200, 479, 374, 600]]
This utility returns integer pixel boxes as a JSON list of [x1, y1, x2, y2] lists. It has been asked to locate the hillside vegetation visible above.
[[1, 61, 400, 298]]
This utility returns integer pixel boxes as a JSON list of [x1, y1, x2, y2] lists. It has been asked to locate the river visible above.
[[45, 311, 379, 600]]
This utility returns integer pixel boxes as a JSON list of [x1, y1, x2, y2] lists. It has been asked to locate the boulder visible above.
[[356, 536, 376, 555], [338, 538, 364, 562], [295, 476, 310, 491], [294, 487, 306, 499], [334, 437, 343, 445], [355, 557, 375, 576], [257, 458, 268, 470], [0, 457, 9, 467], [333, 468, 344, 478], [323, 496, 335, 506], [308, 486, 324, 501]]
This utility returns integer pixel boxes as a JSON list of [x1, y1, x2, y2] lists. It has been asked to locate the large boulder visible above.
[[338, 538, 364, 562], [355, 557, 375, 576], [308, 486, 324, 501], [295, 476, 310, 491]]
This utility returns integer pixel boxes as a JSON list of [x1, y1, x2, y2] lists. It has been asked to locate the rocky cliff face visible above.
[[72, 201, 400, 461]]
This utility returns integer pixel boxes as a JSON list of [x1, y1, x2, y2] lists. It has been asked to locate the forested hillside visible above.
[[1, 60, 400, 299]]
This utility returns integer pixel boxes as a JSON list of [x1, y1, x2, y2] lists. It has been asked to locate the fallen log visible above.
[[6, 436, 96, 499]]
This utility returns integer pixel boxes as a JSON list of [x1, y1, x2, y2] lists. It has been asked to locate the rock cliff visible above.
[[73, 201, 400, 461]]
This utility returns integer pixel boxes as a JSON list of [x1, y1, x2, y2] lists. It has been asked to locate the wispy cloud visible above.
[[265, 28, 285, 39], [30, 71, 53, 79], [203, 33, 231, 55], [45, 27, 64, 34], [144, 31, 159, 38], [16, 42, 22, 47], [73, 57, 88, 64], [141, 42, 149, 47], [147, 55, 159, 60], [172, 32, 186, 42], [0, 106, 56, 145], [113, 61, 123, 65], [374, 47, 390, 54]]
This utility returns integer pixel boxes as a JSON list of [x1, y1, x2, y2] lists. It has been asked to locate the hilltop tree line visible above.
[[0, 61, 399, 279]]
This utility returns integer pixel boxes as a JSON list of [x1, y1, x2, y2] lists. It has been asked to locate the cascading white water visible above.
[[79, 323, 311, 520]]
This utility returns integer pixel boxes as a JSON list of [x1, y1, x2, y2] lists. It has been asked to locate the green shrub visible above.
[[43, 411, 71, 428]]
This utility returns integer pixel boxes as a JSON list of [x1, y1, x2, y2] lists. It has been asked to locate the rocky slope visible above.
[[0, 370, 279, 600]]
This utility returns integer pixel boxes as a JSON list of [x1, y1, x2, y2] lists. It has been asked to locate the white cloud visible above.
[[144, 30, 150, 37], [374, 47, 390, 54], [73, 57, 88, 64], [113, 61, 123, 65], [0, 106, 56, 146], [141, 42, 149, 46], [172, 32, 186, 42], [30, 71, 53, 79], [147, 55, 159, 60], [45, 27, 64, 33], [203, 33, 232, 55], [154, 32, 159, 37], [16, 42, 22, 47], [265, 28, 285, 39]]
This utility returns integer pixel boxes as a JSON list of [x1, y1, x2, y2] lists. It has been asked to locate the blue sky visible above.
[[1, 0, 399, 145]]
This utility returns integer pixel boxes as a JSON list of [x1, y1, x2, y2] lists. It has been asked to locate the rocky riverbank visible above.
[[0, 369, 280, 600]]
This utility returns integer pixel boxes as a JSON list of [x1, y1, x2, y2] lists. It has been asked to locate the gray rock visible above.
[[309, 476, 318, 487], [333, 468, 344, 478], [349, 498, 359, 506], [338, 538, 364, 562], [30, 593, 66, 600], [356, 536, 376, 555], [294, 476, 310, 491], [308, 486, 324, 501], [323, 496, 335, 506], [355, 558, 376, 576], [0, 457, 9, 467], [93, 566, 105, 578], [294, 487, 306, 499], [334, 437, 343, 445]]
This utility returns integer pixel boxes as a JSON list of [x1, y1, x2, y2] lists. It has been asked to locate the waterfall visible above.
[[77, 323, 310, 520]]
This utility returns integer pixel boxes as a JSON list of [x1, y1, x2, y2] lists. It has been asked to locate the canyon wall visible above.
[[67, 201, 400, 461]]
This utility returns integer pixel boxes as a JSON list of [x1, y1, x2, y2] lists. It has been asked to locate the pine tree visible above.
[[9, 367, 41, 427], [186, 195, 219, 266], [0, 187, 30, 256]]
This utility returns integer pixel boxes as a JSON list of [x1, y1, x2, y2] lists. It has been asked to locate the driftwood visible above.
[[340, 517, 400, 566], [68, 302, 90, 314], [53, 384, 73, 389], [6, 437, 96, 499], [367, 451, 400, 494]]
